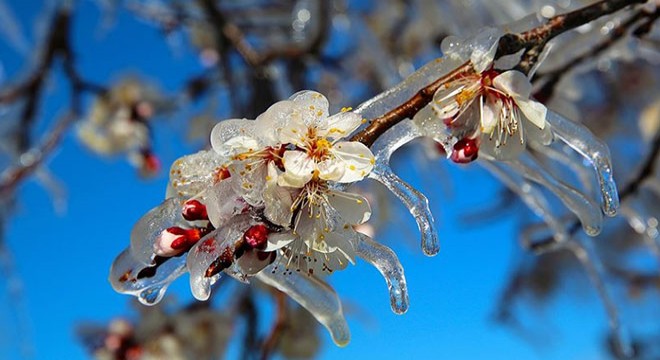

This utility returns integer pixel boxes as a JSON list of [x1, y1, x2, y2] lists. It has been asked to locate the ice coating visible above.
[[356, 234, 409, 314], [479, 160, 568, 245], [545, 110, 619, 217], [506, 154, 603, 236], [166, 150, 227, 201], [530, 142, 595, 196], [109, 249, 187, 306], [368, 120, 439, 256], [186, 216, 251, 301], [129, 197, 183, 266], [352, 28, 503, 121], [256, 263, 351, 346]]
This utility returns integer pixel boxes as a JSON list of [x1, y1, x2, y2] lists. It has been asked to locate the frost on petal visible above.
[[330, 141, 375, 183], [186, 216, 251, 300], [256, 264, 351, 346], [223, 136, 260, 156], [356, 234, 409, 314], [255, 99, 295, 144], [109, 248, 186, 306], [231, 161, 267, 207], [492, 70, 532, 99], [263, 166, 294, 227], [289, 90, 330, 126], [204, 178, 249, 229], [327, 190, 371, 225], [166, 150, 227, 201], [320, 111, 363, 139], [130, 197, 183, 266], [210, 119, 257, 157], [280, 151, 315, 187], [516, 98, 547, 130]]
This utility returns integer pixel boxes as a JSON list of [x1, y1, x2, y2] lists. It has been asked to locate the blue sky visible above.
[[0, 2, 612, 359]]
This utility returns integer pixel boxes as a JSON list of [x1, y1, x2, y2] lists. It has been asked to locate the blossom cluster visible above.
[[110, 91, 407, 346], [77, 79, 161, 177]]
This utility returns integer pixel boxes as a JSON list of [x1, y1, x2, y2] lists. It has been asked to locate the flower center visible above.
[[309, 138, 332, 160]]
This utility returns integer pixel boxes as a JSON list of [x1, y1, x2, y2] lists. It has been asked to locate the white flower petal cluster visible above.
[[210, 90, 375, 274], [110, 90, 407, 347], [414, 39, 552, 162]]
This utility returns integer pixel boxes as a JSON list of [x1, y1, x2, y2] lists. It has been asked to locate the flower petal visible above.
[[470, 36, 499, 73], [289, 90, 330, 127], [166, 150, 226, 201], [329, 141, 375, 183], [264, 232, 296, 251], [480, 97, 498, 134], [516, 97, 547, 130], [210, 119, 256, 156], [278, 116, 310, 148], [492, 70, 532, 99], [280, 150, 315, 187], [204, 178, 249, 229], [320, 111, 363, 139], [327, 190, 372, 225], [264, 164, 295, 227], [255, 99, 295, 144]]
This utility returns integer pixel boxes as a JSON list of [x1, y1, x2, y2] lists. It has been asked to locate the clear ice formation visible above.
[[356, 233, 409, 314], [256, 263, 351, 346], [545, 110, 619, 217], [365, 119, 440, 256]]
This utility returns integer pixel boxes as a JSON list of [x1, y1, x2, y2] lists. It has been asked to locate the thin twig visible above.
[[350, 0, 644, 147]]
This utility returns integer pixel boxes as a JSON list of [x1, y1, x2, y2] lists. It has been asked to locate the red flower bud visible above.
[[182, 199, 208, 221], [244, 224, 269, 249]]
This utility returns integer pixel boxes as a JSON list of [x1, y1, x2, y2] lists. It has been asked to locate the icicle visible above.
[[566, 238, 633, 358], [356, 233, 409, 314], [506, 154, 603, 236], [479, 160, 568, 245], [366, 120, 439, 256], [545, 110, 619, 217], [529, 142, 595, 196], [109, 249, 187, 306], [129, 197, 182, 266], [256, 263, 351, 347], [369, 166, 439, 256]]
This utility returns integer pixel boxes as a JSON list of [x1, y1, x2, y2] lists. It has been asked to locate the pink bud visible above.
[[182, 199, 208, 221], [450, 137, 479, 164], [153, 226, 201, 257]]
